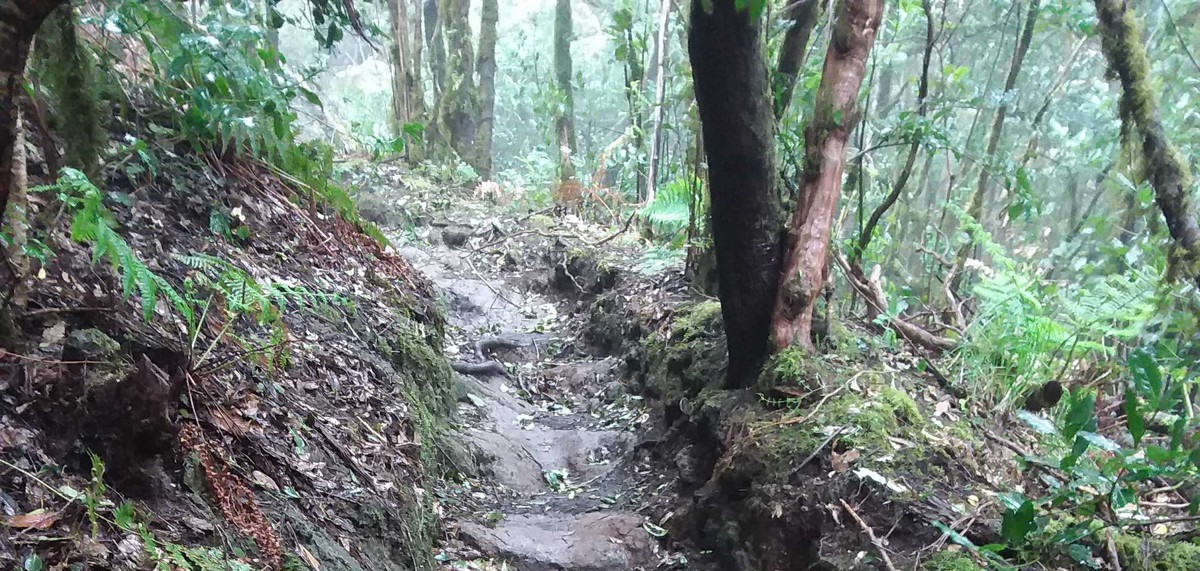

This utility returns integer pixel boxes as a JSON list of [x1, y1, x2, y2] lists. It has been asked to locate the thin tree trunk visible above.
[[424, 0, 446, 96], [408, 0, 426, 159], [773, 0, 823, 120], [852, 0, 933, 264], [553, 0, 576, 182], [954, 0, 1040, 271], [690, 0, 784, 388], [389, 0, 412, 133], [772, 0, 885, 351], [1094, 0, 1200, 279], [645, 0, 671, 203], [476, 0, 498, 180]]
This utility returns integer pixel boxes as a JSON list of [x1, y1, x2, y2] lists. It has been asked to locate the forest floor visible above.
[[351, 168, 693, 570], [5, 154, 1196, 571]]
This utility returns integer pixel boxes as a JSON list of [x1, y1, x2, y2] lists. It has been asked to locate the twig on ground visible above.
[[1106, 529, 1123, 571], [794, 425, 846, 474], [464, 257, 520, 308], [584, 213, 637, 247], [839, 498, 900, 571]]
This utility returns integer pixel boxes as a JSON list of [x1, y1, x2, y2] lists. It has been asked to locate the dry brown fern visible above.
[[179, 424, 283, 570]]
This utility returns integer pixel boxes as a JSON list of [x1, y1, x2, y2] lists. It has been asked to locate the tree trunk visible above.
[[772, 0, 884, 351], [424, 0, 446, 97], [852, 0, 933, 263], [954, 0, 1039, 271], [1, 0, 64, 231], [32, 3, 101, 180], [690, 0, 785, 388], [388, 0, 412, 132], [1093, 0, 1200, 279], [553, 0, 576, 182], [644, 0, 671, 203], [773, 0, 824, 120], [617, 7, 647, 199], [436, 0, 480, 172], [476, 0, 498, 180]]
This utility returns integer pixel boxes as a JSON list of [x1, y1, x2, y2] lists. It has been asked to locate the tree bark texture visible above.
[[773, 0, 823, 120], [1, 0, 65, 229], [553, 0, 576, 182], [689, 0, 784, 388], [1093, 0, 1200, 277], [772, 0, 884, 351], [436, 0, 480, 172], [476, 0, 498, 180]]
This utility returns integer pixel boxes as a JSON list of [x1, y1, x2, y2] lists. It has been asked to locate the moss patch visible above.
[[1113, 533, 1200, 571], [922, 550, 984, 571], [754, 372, 934, 473], [638, 300, 727, 400]]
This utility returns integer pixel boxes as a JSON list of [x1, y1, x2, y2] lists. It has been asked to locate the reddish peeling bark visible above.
[[772, 0, 884, 351]]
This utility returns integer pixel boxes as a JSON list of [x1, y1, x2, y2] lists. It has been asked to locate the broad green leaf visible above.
[[1125, 386, 1144, 446], [1000, 500, 1036, 545], [1062, 390, 1096, 441]]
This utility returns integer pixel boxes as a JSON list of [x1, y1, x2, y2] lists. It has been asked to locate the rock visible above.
[[527, 215, 554, 231], [62, 328, 120, 362], [441, 227, 471, 248], [459, 512, 657, 571]]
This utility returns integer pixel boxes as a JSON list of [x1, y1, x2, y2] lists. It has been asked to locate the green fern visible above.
[[38, 168, 190, 323], [638, 178, 699, 238]]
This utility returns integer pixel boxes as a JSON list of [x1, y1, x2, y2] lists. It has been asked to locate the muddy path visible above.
[[397, 235, 681, 570]]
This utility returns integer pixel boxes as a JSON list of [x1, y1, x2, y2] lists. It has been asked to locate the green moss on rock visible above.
[[922, 550, 983, 571], [638, 300, 727, 400], [1113, 533, 1200, 571]]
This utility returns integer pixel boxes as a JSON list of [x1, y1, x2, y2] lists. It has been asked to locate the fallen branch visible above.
[[835, 254, 955, 353], [839, 499, 900, 571]]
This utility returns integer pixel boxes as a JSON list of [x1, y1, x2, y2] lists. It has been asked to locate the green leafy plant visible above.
[[33, 168, 190, 322]]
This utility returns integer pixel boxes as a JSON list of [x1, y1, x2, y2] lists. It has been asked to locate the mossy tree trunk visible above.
[[553, 0, 576, 182], [424, 0, 447, 98], [689, 0, 784, 388], [772, 0, 884, 351], [31, 4, 104, 182], [476, 0, 498, 180], [436, 0, 481, 172], [1, 0, 63, 347], [1093, 0, 1200, 282], [616, 4, 647, 200], [773, 0, 824, 120]]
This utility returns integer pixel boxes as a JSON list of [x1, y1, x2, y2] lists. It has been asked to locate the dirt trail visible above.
[[399, 239, 669, 570]]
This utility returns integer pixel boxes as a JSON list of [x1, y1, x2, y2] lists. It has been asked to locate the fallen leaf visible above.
[[7, 509, 59, 530], [252, 471, 280, 492], [934, 400, 951, 418], [831, 449, 861, 473], [40, 322, 66, 347], [298, 544, 320, 570]]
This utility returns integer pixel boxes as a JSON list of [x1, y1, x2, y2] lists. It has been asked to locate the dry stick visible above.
[[839, 499, 900, 571], [1106, 529, 1123, 571]]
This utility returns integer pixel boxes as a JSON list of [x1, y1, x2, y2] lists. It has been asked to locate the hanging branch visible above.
[[851, 0, 934, 264]]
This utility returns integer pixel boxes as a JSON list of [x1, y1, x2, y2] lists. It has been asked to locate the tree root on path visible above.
[[449, 334, 528, 378]]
